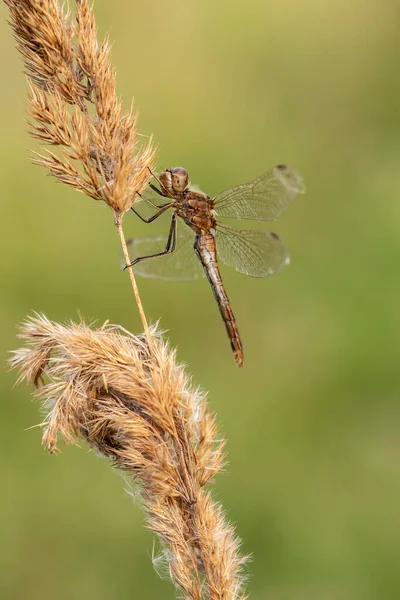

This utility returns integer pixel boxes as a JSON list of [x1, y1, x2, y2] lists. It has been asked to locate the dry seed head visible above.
[[6, 0, 250, 595], [5, 0, 156, 213], [10, 314, 249, 599]]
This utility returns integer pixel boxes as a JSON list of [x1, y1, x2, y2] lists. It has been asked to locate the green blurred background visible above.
[[1, 0, 400, 598]]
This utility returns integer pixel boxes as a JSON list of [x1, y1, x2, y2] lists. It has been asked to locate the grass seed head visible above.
[[5, 0, 156, 213], [10, 314, 249, 599]]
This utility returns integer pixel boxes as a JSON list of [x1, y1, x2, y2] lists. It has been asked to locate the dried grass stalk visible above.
[[6, 2, 250, 595], [4, 0, 157, 332], [11, 314, 249, 600]]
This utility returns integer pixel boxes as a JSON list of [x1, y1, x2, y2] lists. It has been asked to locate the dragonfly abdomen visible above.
[[194, 233, 244, 367]]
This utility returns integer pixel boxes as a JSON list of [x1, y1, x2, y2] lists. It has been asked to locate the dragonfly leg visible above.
[[124, 214, 177, 270], [148, 181, 170, 198], [130, 202, 173, 223], [135, 190, 167, 210]]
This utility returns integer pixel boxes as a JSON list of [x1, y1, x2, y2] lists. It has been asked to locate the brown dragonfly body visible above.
[[172, 185, 243, 363], [126, 165, 304, 367], [195, 232, 244, 366]]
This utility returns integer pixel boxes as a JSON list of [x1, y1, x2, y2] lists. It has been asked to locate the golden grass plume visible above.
[[6, 2, 250, 596], [11, 314, 249, 600], [5, 0, 156, 215], [4, 0, 158, 332]]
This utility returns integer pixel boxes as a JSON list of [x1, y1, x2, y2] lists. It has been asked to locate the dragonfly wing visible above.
[[125, 220, 204, 281], [214, 164, 304, 221], [216, 223, 290, 278]]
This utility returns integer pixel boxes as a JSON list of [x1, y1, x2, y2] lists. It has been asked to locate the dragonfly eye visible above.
[[170, 167, 189, 193], [159, 170, 173, 194]]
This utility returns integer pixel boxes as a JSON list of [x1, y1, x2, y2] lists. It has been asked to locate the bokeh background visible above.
[[1, 1, 400, 598]]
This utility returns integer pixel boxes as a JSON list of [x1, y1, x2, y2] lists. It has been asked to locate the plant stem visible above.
[[115, 212, 151, 342]]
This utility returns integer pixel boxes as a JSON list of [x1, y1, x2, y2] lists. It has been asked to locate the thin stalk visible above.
[[114, 212, 150, 341]]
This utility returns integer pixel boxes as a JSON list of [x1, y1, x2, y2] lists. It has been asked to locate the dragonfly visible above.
[[125, 164, 304, 367]]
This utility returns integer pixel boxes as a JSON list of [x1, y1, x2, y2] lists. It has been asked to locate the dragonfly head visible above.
[[161, 167, 189, 194], [159, 170, 173, 195]]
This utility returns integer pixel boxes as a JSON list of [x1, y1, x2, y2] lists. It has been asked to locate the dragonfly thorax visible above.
[[175, 190, 216, 233], [160, 167, 189, 196]]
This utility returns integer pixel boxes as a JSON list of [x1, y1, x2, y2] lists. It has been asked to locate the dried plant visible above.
[[5, 0, 156, 331], [11, 314, 248, 599], [5, 0, 250, 597]]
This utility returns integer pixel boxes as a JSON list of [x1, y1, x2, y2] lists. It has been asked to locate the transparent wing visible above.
[[216, 223, 290, 278], [214, 164, 305, 221], [125, 220, 204, 281]]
